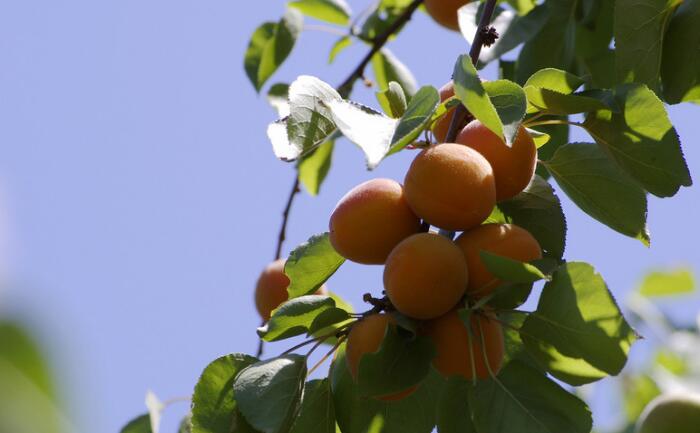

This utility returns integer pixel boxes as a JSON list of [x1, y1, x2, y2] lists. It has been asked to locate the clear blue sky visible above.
[[0, 1, 698, 432]]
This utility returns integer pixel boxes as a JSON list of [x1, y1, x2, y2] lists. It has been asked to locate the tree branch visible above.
[[337, 0, 425, 99], [444, 0, 500, 143]]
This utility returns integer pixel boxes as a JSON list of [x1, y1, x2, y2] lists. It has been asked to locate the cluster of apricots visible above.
[[329, 82, 542, 400]]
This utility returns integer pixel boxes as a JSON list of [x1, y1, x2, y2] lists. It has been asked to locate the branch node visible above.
[[481, 26, 499, 47]]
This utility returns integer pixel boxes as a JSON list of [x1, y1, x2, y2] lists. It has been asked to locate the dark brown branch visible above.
[[274, 176, 301, 260], [336, 0, 425, 99], [444, 0, 500, 143]]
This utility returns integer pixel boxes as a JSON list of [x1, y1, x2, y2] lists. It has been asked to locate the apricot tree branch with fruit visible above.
[[120, 0, 697, 431]]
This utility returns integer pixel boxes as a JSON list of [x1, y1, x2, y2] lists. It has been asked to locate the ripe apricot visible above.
[[345, 314, 416, 401], [254, 259, 326, 321], [404, 143, 496, 231], [432, 82, 456, 143], [457, 121, 537, 201], [427, 309, 504, 380], [424, 0, 472, 31], [455, 224, 542, 298], [384, 232, 468, 320], [329, 178, 421, 265]]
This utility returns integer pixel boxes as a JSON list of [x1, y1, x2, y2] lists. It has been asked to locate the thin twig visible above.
[[274, 176, 301, 260], [304, 24, 349, 37], [308, 335, 347, 376], [336, 0, 424, 98], [444, 0, 500, 143]]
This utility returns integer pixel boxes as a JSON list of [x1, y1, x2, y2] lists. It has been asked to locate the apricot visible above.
[[637, 393, 700, 433], [384, 232, 468, 320], [457, 121, 537, 201], [455, 224, 542, 298], [329, 178, 421, 265], [424, 0, 472, 31], [427, 309, 504, 380], [254, 259, 327, 321], [345, 314, 416, 401], [404, 143, 496, 231], [432, 82, 457, 143]]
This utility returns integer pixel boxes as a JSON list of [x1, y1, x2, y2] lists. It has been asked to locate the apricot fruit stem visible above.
[[279, 322, 353, 357], [444, 0, 500, 143], [308, 335, 347, 376]]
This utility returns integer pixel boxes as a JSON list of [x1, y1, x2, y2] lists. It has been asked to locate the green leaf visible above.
[[298, 139, 334, 196], [524, 88, 608, 115], [436, 377, 477, 433], [453, 54, 503, 140], [499, 312, 546, 372], [469, 361, 592, 433], [285, 233, 345, 299], [330, 346, 443, 433], [281, 76, 341, 161], [480, 251, 547, 284], [498, 175, 567, 259], [543, 142, 649, 244], [357, 325, 435, 398], [638, 268, 695, 297], [583, 83, 692, 197], [290, 379, 336, 433], [267, 83, 290, 117], [459, 3, 548, 65], [289, 0, 351, 25], [328, 35, 353, 64], [234, 355, 307, 433], [655, 350, 687, 375], [258, 295, 347, 342], [244, 9, 303, 92], [0, 322, 55, 398], [515, 0, 577, 84], [614, 0, 681, 93], [387, 85, 440, 154], [376, 81, 408, 118], [524, 68, 584, 94], [178, 415, 192, 433], [191, 354, 259, 433], [121, 415, 153, 433], [372, 49, 417, 97], [483, 80, 527, 144], [521, 262, 638, 385], [329, 100, 398, 169], [622, 374, 660, 421], [661, 0, 700, 103]]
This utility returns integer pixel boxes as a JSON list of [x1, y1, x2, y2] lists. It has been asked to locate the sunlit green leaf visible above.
[[388, 85, 440, 154], [453, 54, 503, 140], [661, 0, 700, 103], [298, 139, 334, 196], [258, 295, 348, 342], [290, 0, 351, 25], [638, 269, 695, 297], [329, 35, 353, 64], [376, 81, 408, 118], [290, 379, 336, 433], [372, 49, 417, 96], [286, 233, 345, 299]]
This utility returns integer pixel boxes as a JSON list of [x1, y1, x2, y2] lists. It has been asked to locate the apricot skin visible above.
[[457, 121, 537, 201], [329, 178, 421, 265], [427, 309, 504, 380], [254, 259, 326, 321], [384, 232, 468, 320], [404, 143, 496, 231], [455, 224, 542, 298], [432, 82, 456, 143], [346, 314, 416, 401], [424, 0, 472, 31]]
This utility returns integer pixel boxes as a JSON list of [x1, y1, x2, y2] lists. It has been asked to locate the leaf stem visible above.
[[523, 119, 584, 128], [307, 335, 348, 375], [444, 0, 500, 144], [303, 24, 349, 37]]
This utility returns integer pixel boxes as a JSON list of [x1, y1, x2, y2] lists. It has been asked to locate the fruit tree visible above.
[[119, 0, 698, 432]]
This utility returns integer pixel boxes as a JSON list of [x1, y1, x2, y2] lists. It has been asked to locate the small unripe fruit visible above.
[[346, 314, 416, 401], [455, 224, 542, 298], [432, 82, 457, 143], [404, 143, 496, 231], [330, 178, 421, 265], [427, 309, 504, 380], [424, 0, 472, 31], [384, 232, 468, 320], [637, 393, 700, 433], [457, 121, 537, 201], [254, 259, 326, 320]]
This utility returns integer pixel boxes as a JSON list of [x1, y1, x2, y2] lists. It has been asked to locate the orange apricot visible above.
[[384, 232, 468, 320], [424, 0, 472, 31], [457, 121, 537, 201], [329, 178, 421, 265], [254, 259, 327, 321], [427, 309, 504, 380], [345, 314, 417, 401], [454, 223, 542, 298], [404, 143, 496, 231]]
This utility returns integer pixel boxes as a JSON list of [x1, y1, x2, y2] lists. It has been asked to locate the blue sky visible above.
[[0, 1, 698, 432]]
